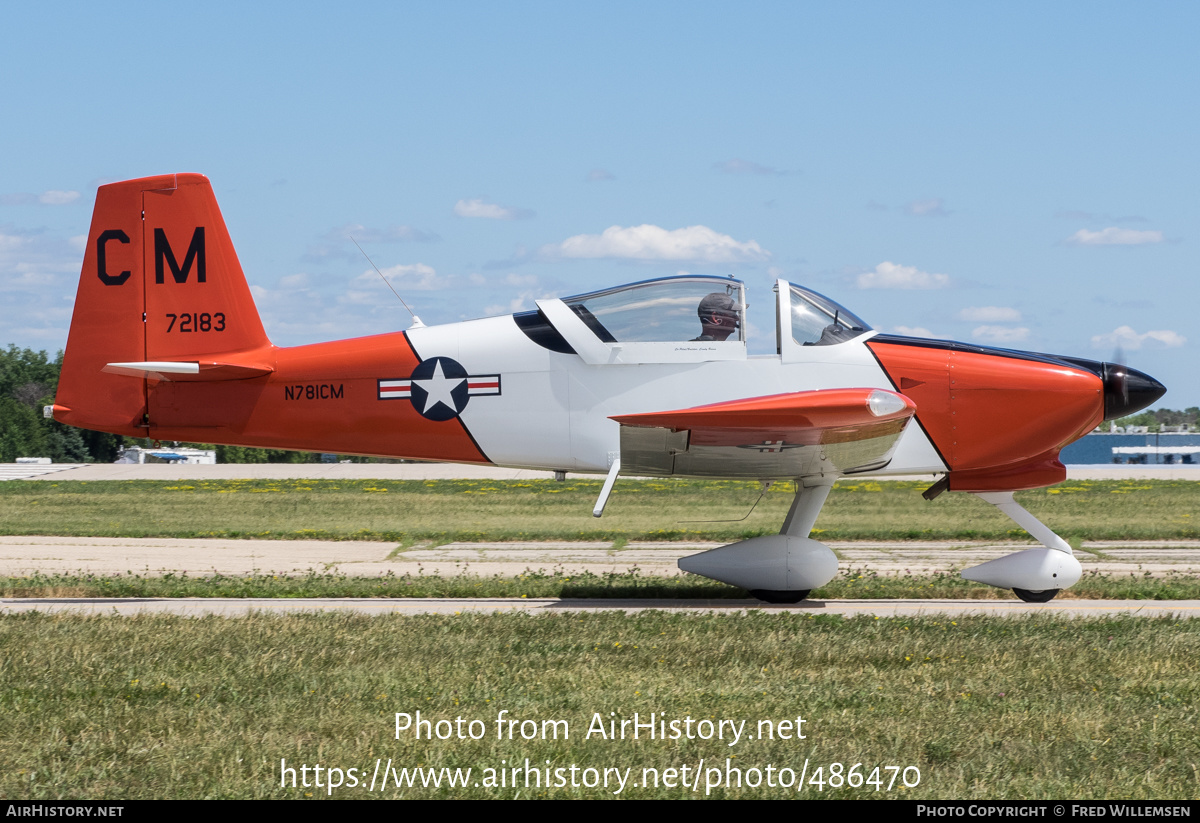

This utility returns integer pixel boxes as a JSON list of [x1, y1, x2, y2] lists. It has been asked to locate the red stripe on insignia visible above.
[[378, 380, 412, 399]]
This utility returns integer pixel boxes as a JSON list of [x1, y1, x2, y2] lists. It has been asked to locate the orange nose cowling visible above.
[[868, 339, 1105, 491]]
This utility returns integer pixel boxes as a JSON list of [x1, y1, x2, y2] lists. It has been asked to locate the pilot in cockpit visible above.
[[691, 292, 739, 342]]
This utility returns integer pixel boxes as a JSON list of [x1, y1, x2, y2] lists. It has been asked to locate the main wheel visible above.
[[749, 589, 811, 604], [1013, 588, 1059, 603]]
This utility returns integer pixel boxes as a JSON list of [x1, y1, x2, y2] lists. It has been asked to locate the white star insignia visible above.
[[411, 360, 465, 416]]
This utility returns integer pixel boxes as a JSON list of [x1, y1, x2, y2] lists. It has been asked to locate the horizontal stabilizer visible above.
[[103, 360, 274, 381]]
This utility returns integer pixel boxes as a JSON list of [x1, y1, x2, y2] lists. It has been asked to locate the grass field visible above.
[[0, 477, 1196, 543], [3, 611, 1197, 799], [5, 567, 1200, 600], [4, 480, 1198, 801]]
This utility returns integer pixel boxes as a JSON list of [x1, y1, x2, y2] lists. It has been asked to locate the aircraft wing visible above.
[[610, 387, 916, 479]]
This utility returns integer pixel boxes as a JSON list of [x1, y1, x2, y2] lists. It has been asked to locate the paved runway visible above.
[[4, 596, 1197, 618], [2, 535, 1199, 577], [3, 535, 1199, 618], [2, 463, 1195, 617], [5, 462, 1200, 482]]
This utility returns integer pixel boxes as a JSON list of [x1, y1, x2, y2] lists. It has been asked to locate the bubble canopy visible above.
[[786, 283, 871, 347], [561, 275, 746, 344], [514, 275, 874, 363]]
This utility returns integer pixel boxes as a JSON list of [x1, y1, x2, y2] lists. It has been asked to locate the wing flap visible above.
[[611, 388, 916, 479]]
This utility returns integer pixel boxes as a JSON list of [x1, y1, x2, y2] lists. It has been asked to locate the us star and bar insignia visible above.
[[378, 356, 501, 421]]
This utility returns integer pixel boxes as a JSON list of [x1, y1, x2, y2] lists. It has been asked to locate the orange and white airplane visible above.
[[50, 174, 1166, 603]]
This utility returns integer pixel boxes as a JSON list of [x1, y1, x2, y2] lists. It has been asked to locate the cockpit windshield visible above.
[[788, 284, 870, 346], [563, 276, 745, 344]]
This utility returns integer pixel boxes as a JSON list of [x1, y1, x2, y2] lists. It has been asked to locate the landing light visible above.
[[867, 390, 907, 417]]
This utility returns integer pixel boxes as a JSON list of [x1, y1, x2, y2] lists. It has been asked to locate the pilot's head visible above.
[[697, 292, 739, 340]]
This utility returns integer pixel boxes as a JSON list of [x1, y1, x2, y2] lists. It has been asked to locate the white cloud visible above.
[[483, 296, 532, 316], [354, 263, 447, 291], [1056, 210, 1148, 223], [1091, 325, 1186, 350], [904, 198, 949, 217], [0, 231, 29, 253], [0, 268, 59, 288], [958, 306, 1022, 323], [892, 325, 935, 338], [453, 198, 533, 220], [338, 290, 380, 306], [856, 261, 950, 290], [325, 222, 436, 242], [380, 263, 444, 290], [0, 228, 81, 288], [972, 325, 1030, 343], [547, 224, 769, 264], [586, 169, 615, 182], [0, 190, 80, 206], [713, 158, 786, 176], [38, 190, 80, 206], [303, 222, 438, 264], [279, 273, 310, 289], [1067, 227, 1163, 246], [504, 273, 538, 287]]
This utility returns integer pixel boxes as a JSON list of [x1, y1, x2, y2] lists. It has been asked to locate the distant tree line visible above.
[[0, 346, 378, 463], [1113, 407, 1200, 432], [0, 347, 103, 463]]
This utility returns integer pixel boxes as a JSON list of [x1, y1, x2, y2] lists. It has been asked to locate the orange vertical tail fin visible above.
[[54, 174, 274, 436]]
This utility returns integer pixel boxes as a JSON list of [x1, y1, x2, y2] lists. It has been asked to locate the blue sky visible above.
[[2, 2, 1196, 405]]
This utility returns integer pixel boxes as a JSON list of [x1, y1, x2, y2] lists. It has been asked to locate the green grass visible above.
[[2, 612, 1197, 799], [1, 477, 1196, 542], [4, 567, 1200, 600]]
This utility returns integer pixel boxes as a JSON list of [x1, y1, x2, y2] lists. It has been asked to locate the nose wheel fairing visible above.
[[960, 548, 1082, 594], [958, 491, 1082, 600]]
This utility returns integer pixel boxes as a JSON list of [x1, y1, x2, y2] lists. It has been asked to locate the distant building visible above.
[[115, 446, 216, 465], [1112, 445, 1198, 464]]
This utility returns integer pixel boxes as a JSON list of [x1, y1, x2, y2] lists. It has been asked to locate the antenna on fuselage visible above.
[[350, 236, 425, 329]]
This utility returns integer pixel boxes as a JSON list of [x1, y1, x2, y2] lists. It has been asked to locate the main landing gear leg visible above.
[[960, 491, 1082, 603], [678, 476, 840, 603]]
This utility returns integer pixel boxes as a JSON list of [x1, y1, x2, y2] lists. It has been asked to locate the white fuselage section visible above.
[[407, 313, 946, 476]]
